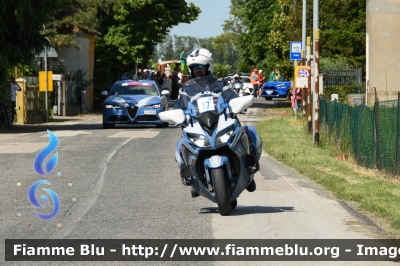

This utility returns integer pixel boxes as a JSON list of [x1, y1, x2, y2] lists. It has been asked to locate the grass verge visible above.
[[256, 114, 400, 232]]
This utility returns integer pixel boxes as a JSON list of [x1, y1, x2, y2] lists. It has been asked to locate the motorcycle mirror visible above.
[[159, 109, 186, 124], [230, 95, 253, 113]]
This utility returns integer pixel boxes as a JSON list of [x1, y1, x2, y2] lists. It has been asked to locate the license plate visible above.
[[144, 110, 156, 115], [265, 91, 273, 95]]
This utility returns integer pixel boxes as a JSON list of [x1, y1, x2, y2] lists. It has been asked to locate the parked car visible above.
[[101, 79, 169, 129], [261, 76, 292, 100]]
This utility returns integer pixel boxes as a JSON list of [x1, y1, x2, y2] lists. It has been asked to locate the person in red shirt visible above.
[[257, 70, 264, 98]]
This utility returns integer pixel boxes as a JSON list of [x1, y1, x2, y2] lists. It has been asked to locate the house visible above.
[[366, 0, 400, 104], [55, 28, 100, 112]]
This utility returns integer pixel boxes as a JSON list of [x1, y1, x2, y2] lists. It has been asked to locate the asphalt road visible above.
[[0, 98, 395, 265]]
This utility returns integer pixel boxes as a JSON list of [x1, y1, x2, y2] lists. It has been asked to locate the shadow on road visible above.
[[3, 122, 183, 134], [199, 206, 295, 215]]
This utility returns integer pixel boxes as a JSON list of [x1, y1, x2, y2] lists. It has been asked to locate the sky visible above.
[[169, 0, 232, 39]]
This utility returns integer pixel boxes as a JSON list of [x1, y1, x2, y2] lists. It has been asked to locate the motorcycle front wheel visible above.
[[211, 168, 232, 216]]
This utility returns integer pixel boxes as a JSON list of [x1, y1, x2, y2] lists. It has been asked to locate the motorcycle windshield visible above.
[[180, 76, 225, 118]]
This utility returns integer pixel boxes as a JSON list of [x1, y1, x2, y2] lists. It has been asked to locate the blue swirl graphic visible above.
[[28, 180, 60, 221], [33, 130, 59, 177]]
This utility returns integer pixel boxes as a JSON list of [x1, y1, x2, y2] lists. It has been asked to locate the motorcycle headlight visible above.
[[216, 126, 234, 145], [187, 133, 210, 148], [145, 104, 162, 108], [105, 104, 120, 108]]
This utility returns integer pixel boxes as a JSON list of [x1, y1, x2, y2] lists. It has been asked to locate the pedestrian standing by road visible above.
[[155, 71, 163, 88], [170, 67, 181, 100], [291, 85, 302, 116], [274, 69, 281, 80], [137, 69, 143, 79], [269, 69, 275, 81], [177, 68, 182, 87], [258, 69, 264, 97], [144, 70, 152, 80], [249, 68, 259, 98], [10, 76, 22, 124], [161, 73, 168, 90], [180, 48, 188, 75]]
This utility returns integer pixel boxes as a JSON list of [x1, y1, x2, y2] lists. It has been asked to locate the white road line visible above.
[[259, 160, 301, 193], [49, 129, 154, 238]]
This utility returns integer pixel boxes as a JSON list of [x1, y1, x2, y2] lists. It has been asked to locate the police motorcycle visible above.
[[232, 81, 243, 95], [231, 75, 251, 97], [159, 76, 262, 216]]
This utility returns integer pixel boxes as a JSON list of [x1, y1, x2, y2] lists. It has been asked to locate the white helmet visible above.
[[187, 48, 214, 78]]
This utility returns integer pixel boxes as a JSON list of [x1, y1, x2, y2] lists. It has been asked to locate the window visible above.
[[111, 85, 159, 96]]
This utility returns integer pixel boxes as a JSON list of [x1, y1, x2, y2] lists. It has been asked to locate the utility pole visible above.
[[312, 0, 319, 142], [314, 29, 320, 144], [307, 37, 312, 132], [44, 25, 48, 123]]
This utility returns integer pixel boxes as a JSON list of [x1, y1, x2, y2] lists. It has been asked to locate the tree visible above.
[[154, 34, 240, 74], [42, 0, 199, 89], [319, 0, 366, 66], [212, 33, 238, 73], [0, 0, 61, 94], [158, 35, 175, 61], [214, 62, 231, 78], [226, 0, 280, 73], [94, 0, 200, 88]]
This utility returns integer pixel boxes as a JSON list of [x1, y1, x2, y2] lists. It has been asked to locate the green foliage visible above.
[[213, 63, 231, 78], [323, 85, 361, 102], [258, 114, 400, 229], [39, 92, 54, 120], [68, 69, 93, 92], [155, 34, 239, 74], [319, 0, 366, 66], [0, 0, 61, 95], [224, 0, 365, 79], [93, 0, 200, 89], [212, 33, 239, 72], [320, 57, 353, 70], [44, 0, 106, 49]]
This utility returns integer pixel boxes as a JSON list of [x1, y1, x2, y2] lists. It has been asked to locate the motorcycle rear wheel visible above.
[[211, 168, 232, 216]]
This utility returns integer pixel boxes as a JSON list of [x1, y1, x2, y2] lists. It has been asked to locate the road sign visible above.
[[36, 37, 58, 58], [39, 71, 53, 92], [295, 66, 308, 88], [290, 41, 302, 60]]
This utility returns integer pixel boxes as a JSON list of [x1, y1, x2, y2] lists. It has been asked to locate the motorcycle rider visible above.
[[232, 74, 243, 85], [230, 73, 247, 114], [174, 48, 259, 195], [174, 48, 236, 110]]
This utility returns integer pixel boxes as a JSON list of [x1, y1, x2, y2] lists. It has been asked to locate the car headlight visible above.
[[105, 104, 120, 108], [216, 126, 234, 145], [145, 104, 162, 108], [187, 133, 210, 148]]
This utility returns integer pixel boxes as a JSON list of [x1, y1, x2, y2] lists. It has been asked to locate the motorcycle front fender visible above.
[[203, 155, 232, 184], [189, 155, 232, 203]]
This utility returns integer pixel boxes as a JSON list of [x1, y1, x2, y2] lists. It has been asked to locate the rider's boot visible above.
[[246, 180, 256, 192]]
